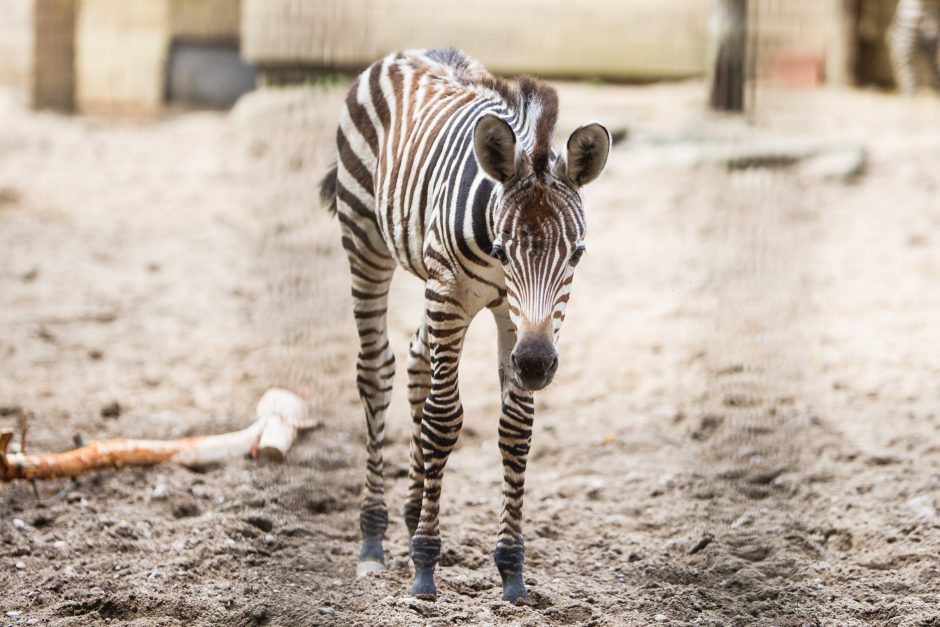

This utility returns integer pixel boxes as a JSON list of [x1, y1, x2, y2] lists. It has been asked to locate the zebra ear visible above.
[[474, 114, 518, 183], [564, 123, 611, 187]]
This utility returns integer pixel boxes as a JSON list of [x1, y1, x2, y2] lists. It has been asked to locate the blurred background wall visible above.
[[0, 0, 35, 94], [240, 0, 712, 81], [0, 0, 251, 113], [0, 0, 920, 114]]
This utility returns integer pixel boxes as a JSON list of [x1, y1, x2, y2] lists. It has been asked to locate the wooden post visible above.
[[826, 0, 860, 86], [708, 0, 748, 112]]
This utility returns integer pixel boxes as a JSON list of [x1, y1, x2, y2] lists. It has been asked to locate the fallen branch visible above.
[[0, 388, 316, 482]]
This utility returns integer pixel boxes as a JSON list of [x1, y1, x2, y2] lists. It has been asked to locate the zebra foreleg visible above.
[[494, 381, 535, 602], [410, 297, 470, 600], [343, 233, 397, 578], [491, 307, 532, 602]]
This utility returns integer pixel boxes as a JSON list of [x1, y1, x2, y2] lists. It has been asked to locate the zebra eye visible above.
[[570, 245, 586, 267], [491, 245, 508, 265]]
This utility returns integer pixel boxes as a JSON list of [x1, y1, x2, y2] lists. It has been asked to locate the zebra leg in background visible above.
[[918, 32, 940, 91], [338, 209, 398, 578], [888, 18, 919, 96], [492, 309, 534, 603], [410, 290, 471, 600], [404, 316, 431, 538]]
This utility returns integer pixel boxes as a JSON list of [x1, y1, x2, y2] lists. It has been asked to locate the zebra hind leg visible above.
[[339, 218, 397, 578], [918, 34, 940, 91], [404, 317, 431, 538], [888, 20, 919, 96]]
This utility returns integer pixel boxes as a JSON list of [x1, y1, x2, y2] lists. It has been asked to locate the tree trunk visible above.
[[708, 0, 748, 112]]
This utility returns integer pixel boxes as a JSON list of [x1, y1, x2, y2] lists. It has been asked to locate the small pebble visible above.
[[100, 401, 122, 418], [15, 561, 26, 570], [7, 610, 21, 617], [12, 518, 25, 530], [244, 512, 274, 532], [907, 495, 937, 520], [317, 607, 335, 616], [152, 482, 168, 499], [655, 614, 668, 622], [53, 540, 69, 551]]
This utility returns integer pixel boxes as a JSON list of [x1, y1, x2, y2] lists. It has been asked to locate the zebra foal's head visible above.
[[474, 113, 610, 391]]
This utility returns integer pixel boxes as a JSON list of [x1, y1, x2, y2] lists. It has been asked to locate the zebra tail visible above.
[[319, 162, 338, 215]]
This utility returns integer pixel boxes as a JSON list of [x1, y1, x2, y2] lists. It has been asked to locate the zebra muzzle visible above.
[[510, 336, 558, 391]]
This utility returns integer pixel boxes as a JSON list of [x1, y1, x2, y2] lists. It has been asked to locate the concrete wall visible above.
[[0, 0, 35, 92], [75, 0, 169, 114], [75, 0, 241, 114], [0, 0, 74, 110], [0, 0, 910, 114], [33, 0, 75, 110], [241, 0, 712, 80], [241, 0, 899, 87], [751, 0, 831, 86], [170, 0, 240, 43]]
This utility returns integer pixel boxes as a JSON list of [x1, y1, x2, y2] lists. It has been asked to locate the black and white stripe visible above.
[[888, 0, 940, 96], [320, 48, 610, 602]]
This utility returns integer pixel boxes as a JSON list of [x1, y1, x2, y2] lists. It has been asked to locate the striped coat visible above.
[[321, 48, 610, 602], [888, 0, 940, 95]]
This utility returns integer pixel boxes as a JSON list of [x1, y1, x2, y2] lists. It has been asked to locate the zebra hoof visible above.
[[501, 574, 528, 604], [411, 572, 437, 601], [356, 559, 385, 578]]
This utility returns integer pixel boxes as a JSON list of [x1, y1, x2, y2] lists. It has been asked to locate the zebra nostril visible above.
[[510, 353, 519, 372], [549, 355, 558, 373]]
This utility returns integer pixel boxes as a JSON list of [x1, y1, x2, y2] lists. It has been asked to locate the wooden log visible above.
[[255, 387, 309, 461], [0, 388, 314, 482]]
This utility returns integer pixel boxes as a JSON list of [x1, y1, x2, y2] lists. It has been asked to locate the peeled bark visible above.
[[0, 388, 314, 482]]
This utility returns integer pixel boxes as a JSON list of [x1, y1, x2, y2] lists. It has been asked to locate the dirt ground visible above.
[[1, 80, 938, 626]]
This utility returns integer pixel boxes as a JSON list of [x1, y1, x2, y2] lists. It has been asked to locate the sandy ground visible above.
[[0, 81, 938, 626]]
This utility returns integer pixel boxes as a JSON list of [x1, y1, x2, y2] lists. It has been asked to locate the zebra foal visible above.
[[320, 49, 610, 602]]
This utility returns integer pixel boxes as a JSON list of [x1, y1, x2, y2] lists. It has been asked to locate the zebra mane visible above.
[[475, 75, 559, 180], [426, 48, 559, 180]]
